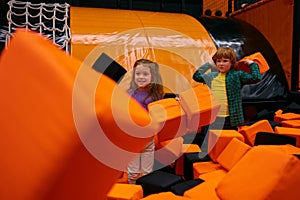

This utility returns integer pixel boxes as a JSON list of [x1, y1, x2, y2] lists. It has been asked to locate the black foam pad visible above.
[[183, 152, 211, 180], [170, 178, 205, 196], [136, 170, 183, 197], [92, 52, 127, 83], [254, 131, 296, 146]]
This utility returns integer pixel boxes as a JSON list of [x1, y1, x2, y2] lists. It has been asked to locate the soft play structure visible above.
[[70, 6, 290, 121], [1, 3, 300, 200]]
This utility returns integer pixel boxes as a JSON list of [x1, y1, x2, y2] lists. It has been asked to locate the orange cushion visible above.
[[208, 129, 244, 162], [184, 179, 220, 200], [181, 143, 201, 153], [116, 172, 128, 184], [238, 52, 270, 74], [148, 98, 187, 142], [238, 120, 273, 146], [255, 144, 300, 155], [142, 192, 191, 200], [281, 120, 300, 128], [216, 146, 300, 200], [275, 126, 300, 147], [193, 161, 222, 179], [175, 144, 201, 176], [198, 169, 227, 183], [0, 29, 158, 200], [217, 138, 251, 171], [179, 84, 221, 132], [107, 183, 143, 200], [274, 110, 300, 123], [155, 137, 183, 165]]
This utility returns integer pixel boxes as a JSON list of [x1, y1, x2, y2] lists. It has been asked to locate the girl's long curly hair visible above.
[[128, 59, 164, 103]]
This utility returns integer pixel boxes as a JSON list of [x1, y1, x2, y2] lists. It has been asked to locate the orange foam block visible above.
[[198, 169, 227, 184], [256, 144, 300, 155], [155, 137, 184, 165], [217, 138, 251, 171], [238, 52, 270, 74], [193, 162, 222, 179], [216, 146, 300, 200], [175, 144, 201, 176], [238, 120, 273, 146], [275, 126, 300, 147], [106, 183, 143, 200], [274, 110, 300, 123], [208, 129, 244, 162], [183, 176, 220, 200], [281, 120, 300, 128], [179, 84, 221, 133], [0, 29, 158, 200], [148, 98, 187, 142], [142, 192, 191, 200]]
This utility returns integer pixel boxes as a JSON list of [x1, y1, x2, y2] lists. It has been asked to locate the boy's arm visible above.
[[240, 60, 261, 83], [192, 62, 211, 83]]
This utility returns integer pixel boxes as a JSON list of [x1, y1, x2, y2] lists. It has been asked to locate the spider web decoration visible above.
[[5, 0, 71, 53]]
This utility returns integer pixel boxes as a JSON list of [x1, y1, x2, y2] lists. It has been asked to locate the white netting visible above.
[[5, 0, 71, 53]]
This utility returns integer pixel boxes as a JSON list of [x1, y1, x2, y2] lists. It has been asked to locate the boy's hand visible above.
[[244, 59, 254, 65]]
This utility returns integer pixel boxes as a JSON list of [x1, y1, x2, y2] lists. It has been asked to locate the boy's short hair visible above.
[[212, 47, 238, 69]]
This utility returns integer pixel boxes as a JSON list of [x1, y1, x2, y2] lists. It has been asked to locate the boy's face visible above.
[[215, 57, 231, 73], [134, 65, 152, 89]]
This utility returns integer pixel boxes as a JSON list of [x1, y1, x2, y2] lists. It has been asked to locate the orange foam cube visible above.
[[208, 130, 244, 162], [148, 98, 187, 142], [179, 84, 221, 133]]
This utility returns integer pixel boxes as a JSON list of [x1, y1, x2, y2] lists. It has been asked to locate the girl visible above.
[[193, 47, 261, 130], [127, 58, 164, 184]]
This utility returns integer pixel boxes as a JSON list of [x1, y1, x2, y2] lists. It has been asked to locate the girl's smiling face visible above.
[[215, 57, 232, 73], [134, 64, 152, 90]]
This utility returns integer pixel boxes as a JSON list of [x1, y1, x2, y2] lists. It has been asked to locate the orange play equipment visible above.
[[0, 29, 159, 200], [70, 6, 217, 95]]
